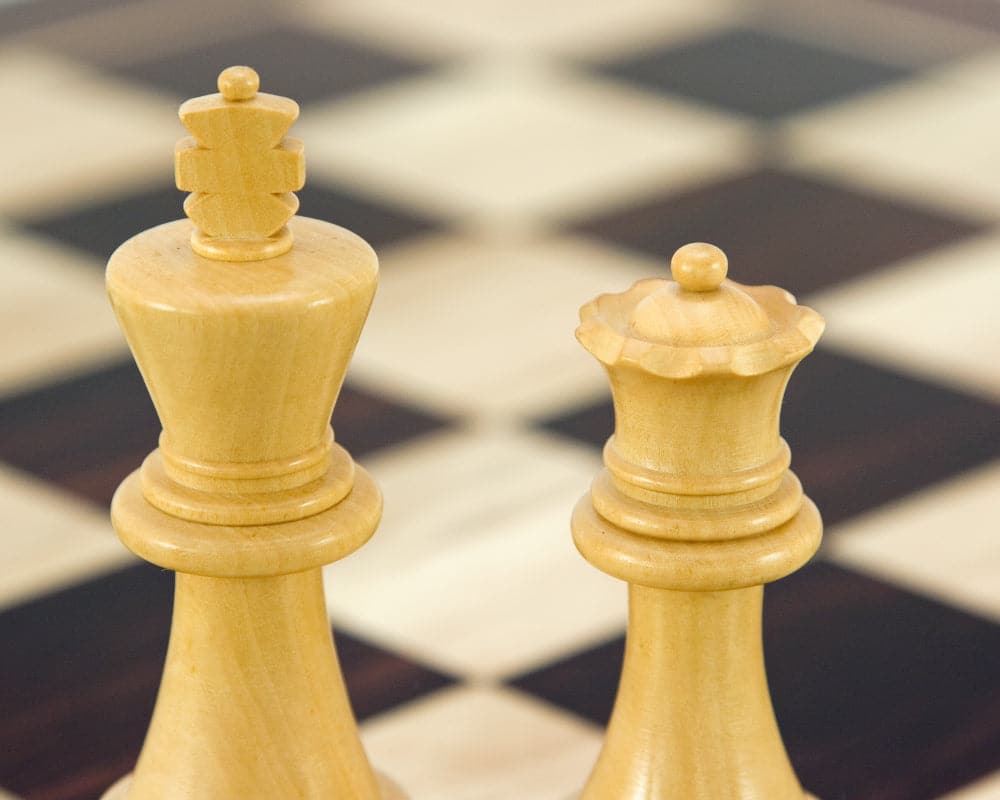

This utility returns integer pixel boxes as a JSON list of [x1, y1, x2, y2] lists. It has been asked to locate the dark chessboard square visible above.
[[337, 632, 455, 722], [17, 185, 186, 264], [870, 0, 1000, 34], [784, 348, 1000, 526], [537, 348, 1000, 527], [0, 564, 454, 800], [511, 561, 1000, 799], [0, 0, 132, 39], [333, 382, 457, 460], [768, 562, 1000, 799], [0, 564, 173, 800], [297, 182, 442, 252], [591, 28, 911, 119], [0, 361, 161, 508], [16, 182, 441, 263], [509, 636, 623, 727], [109, 27, 433, 107], [573, 169, 986, 296], [537, 400, 613, 455]]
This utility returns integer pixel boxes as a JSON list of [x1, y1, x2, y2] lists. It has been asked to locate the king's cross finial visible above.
[[175, 66, 305, 261]]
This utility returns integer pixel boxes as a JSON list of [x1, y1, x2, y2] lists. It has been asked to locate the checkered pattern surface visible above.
[[2, 0, 999, 798]]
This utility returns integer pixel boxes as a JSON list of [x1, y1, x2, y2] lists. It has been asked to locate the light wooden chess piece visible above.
[[101, 66, 404, 800], [573, 243, 825, 799]]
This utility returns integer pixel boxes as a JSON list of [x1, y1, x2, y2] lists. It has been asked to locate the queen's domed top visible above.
[[577, 242, 824, 378]]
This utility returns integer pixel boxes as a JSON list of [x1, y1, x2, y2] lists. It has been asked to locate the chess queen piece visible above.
[[573, 243, 825, 799], [101, 67, 403, 799]]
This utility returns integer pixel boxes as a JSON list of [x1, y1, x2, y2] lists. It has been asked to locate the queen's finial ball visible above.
[[218, 66, 260, 101], [670, 242, 728, 292]]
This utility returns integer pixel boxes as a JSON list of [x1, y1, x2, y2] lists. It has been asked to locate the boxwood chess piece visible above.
[[572, 243, 825, 799], [101, 67, 403, 799]]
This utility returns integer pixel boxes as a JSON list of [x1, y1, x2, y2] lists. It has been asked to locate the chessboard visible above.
[[2, 0, 999, 798]]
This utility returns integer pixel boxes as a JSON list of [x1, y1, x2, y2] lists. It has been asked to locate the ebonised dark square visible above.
[[0, 564, 172, 800], [783, 348, 1000, 526], [337, 633, 454, 722], [0, 0, 133, 39], [537, 348, 1000, 527], [332, 381, 457, 462], [510, 561, 1000, 800], [0, 360, 456, 508], [768, 562, 1000, 799], [296, 183, 442, 252], [509, 636, 622, 727], [108, 27, 432, 106], [591, 28, 911, 119], [537, 400, 613, 456], [15, 181, 442, 263], [15, 183, 184, 263], [0, 361, 161, 508], [572, 169, 987, 297], [870, 0, 1000, 33]]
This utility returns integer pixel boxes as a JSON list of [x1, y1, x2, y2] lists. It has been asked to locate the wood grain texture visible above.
[[106, 215, 378, 528], [176, 66, 303, 261], [539, 347, 1000, 529], [573, 243, 823, 799], [98, 71, 401, 799]]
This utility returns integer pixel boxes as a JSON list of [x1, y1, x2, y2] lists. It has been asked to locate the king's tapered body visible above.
[[101, 67, 403, 800]]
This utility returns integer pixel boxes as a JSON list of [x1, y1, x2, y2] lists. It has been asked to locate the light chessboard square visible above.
[[300, 0, 739, 59], [938, 769, 1000, 800], [0, 48, 178, 216], [350, 234, 667, 419], [785, 50, 1000, 220], [299, 60, 755, 233], [361, 685, 601, 800], [826, 461, 1000, 623], [0, 227, 126, 396], [328, 428, 625, 680], [807, 232, 1000, 401], [0, 463, 132, 612]]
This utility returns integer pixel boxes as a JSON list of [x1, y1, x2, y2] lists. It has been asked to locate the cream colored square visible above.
[[362, 685, 601, 800], [300, 61, 754, 232], [326, 428, 625, 680], [349, 234, 662, 419], [0, 47, 177, 216], [806, 233, 1000, 401], [826, 462, 1000, 623], [786, 52, 1000, 219], [938, 770, 1000, 799], [0, 228, 127, 395], [0, 464, 134, 612], [299, 0, 738, 59]]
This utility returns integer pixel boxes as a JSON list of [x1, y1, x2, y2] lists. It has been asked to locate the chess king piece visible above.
[[101, 66, 403, 799], [573, 243, 825, 799]]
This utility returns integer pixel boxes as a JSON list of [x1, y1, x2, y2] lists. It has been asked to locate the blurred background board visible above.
[[1, 0, 999, 798]]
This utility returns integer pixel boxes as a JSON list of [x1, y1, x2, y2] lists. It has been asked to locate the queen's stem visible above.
[[581, 583, 804, 800]]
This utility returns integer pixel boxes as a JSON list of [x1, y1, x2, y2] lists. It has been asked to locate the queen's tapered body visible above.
[[573, 243, 825, 799]]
